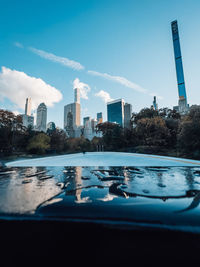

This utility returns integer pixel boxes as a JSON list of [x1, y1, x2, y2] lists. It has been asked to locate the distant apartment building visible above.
[[83, 116, 98, 140], [107, 99, 125, 127], [124, 103, 132, 129], [36, 103, 47, 132], [22, 97, 34, 128], [97, 112, 103, 124], [22, 114, 34, 128]]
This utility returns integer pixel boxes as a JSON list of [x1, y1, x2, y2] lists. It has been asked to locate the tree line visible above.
[[1, 105, 200, 159]]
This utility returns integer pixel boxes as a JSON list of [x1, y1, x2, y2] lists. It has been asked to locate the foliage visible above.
[[26, 133, 50, 154], [1, 105, 200, 160], [135, 117, 171, 147], [177, 106, 200, 158], [48, 128, 67, 152]]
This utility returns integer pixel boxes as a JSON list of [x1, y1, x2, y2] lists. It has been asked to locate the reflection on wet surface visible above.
[[1, 166, 200, 231]]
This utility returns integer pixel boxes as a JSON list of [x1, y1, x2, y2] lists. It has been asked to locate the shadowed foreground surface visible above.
[[1, 219, 200, 266], [1, 165, 200, 266]]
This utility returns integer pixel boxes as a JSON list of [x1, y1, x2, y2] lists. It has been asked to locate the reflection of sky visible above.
[[1, 166, 200, 216]]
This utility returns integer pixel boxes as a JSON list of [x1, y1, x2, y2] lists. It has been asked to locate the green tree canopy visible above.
[[27, 133, 50, 154]]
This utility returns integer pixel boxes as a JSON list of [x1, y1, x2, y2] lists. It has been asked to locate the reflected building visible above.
[[171, 20, 189, 114]]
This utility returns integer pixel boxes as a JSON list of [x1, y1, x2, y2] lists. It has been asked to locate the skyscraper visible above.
[[107, 99, 125, 127], [25, 97, 32, 116], [64, 87, 81, 137], [124, 103, 132, 129], [36, 103, 47, 132], [22, 97, 34, 128], [74, 88, 80, 104], [153, 96, 158, 111], [171, 20, 189, 113], [97, 112, 103, 124]]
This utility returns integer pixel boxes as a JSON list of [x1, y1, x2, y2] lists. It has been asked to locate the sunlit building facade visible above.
[[171, 20, 189, 113]]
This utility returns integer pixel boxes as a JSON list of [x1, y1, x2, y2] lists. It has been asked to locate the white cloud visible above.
[[14, 42, 24, 48], [95, 90, 113, 103], [88, 70, 147, 93], [0, 67, 63, 111], [73, 78, 91, 100], [29, 47, 84, 71], [12, 110, 20, 116]]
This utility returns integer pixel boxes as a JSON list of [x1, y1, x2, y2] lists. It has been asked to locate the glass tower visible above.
[[171, 20, 188, 113], [107, 99, 124, 127]]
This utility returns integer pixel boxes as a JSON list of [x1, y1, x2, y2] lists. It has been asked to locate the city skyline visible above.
[[1, 0, 200, 127]]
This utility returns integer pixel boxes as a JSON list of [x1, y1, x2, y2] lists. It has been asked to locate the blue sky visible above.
[[0, 0, 200, 127]]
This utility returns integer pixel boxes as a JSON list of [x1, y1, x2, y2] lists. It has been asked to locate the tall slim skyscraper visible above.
[[36, 103, 47, 132], [153, 96, 158, 111], [124, 103, 132, 129], [171, 20, 189, 113], [25, 97, 32, 116], [64, 87, 81, 137], [74, 88, 80, 104], [22, 97, 34, 128], [107, 99, 125, 127]]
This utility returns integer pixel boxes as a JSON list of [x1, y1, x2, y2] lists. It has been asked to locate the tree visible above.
[[26, 133, 50, 154], [0, 109, 24, 154], [132, 108, 159, 124], [96, 122, 124, 150], [135, 117, 171, 147], [48, 128, 67, 152], [177, 106, 200, 158]]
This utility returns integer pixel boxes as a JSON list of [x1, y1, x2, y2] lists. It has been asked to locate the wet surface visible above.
[[1, 166, 200, 232]]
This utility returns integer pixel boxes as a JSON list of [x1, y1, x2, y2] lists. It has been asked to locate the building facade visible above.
[[47, 122, 56, 133], [152, 96, 158, 111], [22, 114, 34, 128], [97, 112, 103, 124], [124, 103, 132, 129], [25, 97, 32, 116], [36, 103, 47, 132], [22, 97, 34, 128], [107, 99, 125, 127], [171, 20, 189, 114]]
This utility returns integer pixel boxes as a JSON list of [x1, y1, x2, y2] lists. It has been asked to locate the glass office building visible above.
[[171, 20, 188, 113], [107, 99, 124, 127]]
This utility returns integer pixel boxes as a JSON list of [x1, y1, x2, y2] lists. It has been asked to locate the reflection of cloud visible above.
[[98, 193, 117, 202], [29, 47, 84, 71], [75, 196, 91, 203]]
